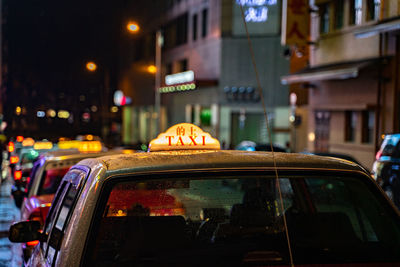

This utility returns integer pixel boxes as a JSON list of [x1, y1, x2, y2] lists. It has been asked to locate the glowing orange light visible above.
[[127, 22, 139, 33], [16, 136, 24, 142], [14, 170, 22, 181], [78, 141, 102, 152], [149, 123, 221, 152], [10, 156, 19, 164], [22, 138, 35, 147], [8, 142, 15, 153], [86, 62, 97, 72], [147, 65, 157, 74]]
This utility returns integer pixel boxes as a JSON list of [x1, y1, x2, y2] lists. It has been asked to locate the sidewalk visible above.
[[0, 168, 23, 267]]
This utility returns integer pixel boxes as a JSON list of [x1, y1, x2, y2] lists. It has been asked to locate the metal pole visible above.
[[155, 30, 163, 135]]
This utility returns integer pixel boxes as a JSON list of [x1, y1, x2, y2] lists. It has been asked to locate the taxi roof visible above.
[[38, 149, 127, 164], [78, 150, 368, 177]]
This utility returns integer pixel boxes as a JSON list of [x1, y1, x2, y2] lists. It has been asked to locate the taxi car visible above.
[[9, 123, 400, 266], [18, 147, 127, 260]]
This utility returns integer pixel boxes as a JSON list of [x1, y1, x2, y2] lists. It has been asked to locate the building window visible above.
[[201, 8, 208, 38], [367, 0, 381, 21], [334, 0, 344, 30], [362, 111, 375, 143], [319, 3, 330, 34], [166, 63, 173, 75], [345, 111, 357, 142], [192, 14, 198, 41], [315, 111, 331, 152], [350, 0, 363, 25]]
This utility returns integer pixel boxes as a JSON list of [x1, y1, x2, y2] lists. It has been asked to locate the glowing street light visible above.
[[147, 65, 157, 74], [86, 62, 97, 72], [127, 22, 140, 33]]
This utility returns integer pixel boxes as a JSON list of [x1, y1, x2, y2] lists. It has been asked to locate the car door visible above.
[[28, 167, 89, 267]]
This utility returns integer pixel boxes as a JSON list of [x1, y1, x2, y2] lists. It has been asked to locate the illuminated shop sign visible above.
[[236, 0, 277, 22], [165, 70, 194, 86], [159, 83, 196, 94]]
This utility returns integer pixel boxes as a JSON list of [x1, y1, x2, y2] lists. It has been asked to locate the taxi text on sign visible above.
[[149, 123, 220, 151], [281, 0, 310, 47]]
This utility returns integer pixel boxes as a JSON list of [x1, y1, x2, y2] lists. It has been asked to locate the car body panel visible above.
[[25, 151, 399, 266]]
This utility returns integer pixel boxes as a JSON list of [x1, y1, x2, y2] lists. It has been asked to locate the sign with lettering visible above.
[[281, 0, 310, 46], [149, 123, 221, 151], [236, 0, 277, 23]]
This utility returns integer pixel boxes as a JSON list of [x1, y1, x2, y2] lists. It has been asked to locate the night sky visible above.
[[3, 0, 137, 139]]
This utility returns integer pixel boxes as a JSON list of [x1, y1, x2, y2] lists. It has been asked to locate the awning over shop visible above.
[[312, 103, 376, 111], [281, 57, 387, 85], [354, 17, 400, 38]]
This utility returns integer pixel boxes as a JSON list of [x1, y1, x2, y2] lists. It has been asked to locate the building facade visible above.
[[282, 0, 400, 170], [122, 0, 291, 148]]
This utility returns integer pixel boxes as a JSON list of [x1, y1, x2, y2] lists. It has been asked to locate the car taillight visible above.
[[376, 150, 383, 160], [8, 142, 14, 153], [14, 170, 22, 181], [10, 155, 19, 164], [26, 240, 39, 247]]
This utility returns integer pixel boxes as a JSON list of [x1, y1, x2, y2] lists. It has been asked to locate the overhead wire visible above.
[[238, 4, 295, 267]]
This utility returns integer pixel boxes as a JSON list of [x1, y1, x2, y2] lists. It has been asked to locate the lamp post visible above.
[[155, 30, 163, 135]]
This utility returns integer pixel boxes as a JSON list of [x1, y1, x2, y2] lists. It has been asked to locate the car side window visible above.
[[43, 169, 87, 266], [41, 181, 68, 251]]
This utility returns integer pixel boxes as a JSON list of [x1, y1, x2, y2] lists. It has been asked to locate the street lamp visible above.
[[86, 62, 97, 72], [127, 22, 140, 33], [147, 65, 157, 74]]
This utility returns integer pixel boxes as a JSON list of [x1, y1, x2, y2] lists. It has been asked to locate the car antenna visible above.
[[239, 5, 295, 267]]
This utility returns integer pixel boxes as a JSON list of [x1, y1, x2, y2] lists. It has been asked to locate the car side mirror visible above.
[[9, 221, 46, 243]]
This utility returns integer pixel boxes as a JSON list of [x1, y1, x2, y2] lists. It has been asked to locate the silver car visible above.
[[9, 124, 400, 266]]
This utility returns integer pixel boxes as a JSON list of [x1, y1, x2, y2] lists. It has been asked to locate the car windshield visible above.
[[86, 172, 400, 266], [381, 135, 400, 157]]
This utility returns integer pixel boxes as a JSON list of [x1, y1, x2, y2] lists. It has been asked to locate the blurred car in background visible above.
[[18, 147, 134, 260], [235, 140, 287, 152], [372, 133, 400, 209]]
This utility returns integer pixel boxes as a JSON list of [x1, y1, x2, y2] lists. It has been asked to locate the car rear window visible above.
[[86, 173, 400, 266], [38, 167, 70, 195]]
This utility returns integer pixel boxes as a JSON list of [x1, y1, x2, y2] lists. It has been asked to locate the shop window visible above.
[[202, 8, 208, 38], [192, 14, 198, 41], [367, 0, 381, 21], [362, 111, 375, 143], [319, 3, 330, 34], [345, 111, 357, 142], [350, 0, 362, 25], [334, 0, 344, 30]]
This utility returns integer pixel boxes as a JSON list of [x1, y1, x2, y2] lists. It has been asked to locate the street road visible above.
[[0, 168, 23, 267]]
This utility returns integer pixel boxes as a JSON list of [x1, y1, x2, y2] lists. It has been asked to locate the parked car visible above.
[[17, 148, 133, 260], [9, 123, 400, 266], [235, 140, 287, 152], [372, 133, 400, 208]]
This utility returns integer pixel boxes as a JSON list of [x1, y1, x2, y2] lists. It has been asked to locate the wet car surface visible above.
[[9, 124, 400, 267]]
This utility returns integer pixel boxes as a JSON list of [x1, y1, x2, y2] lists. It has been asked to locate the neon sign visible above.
[[236, 0, 277, 23]]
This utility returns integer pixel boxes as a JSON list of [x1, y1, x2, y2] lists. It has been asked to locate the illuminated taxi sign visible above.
[[34, 141, 53, 150], [78, 141, 102, 152], [58, 140, 81, 149], [149, 123, 220, 152], [22, 138, 35, 147]]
